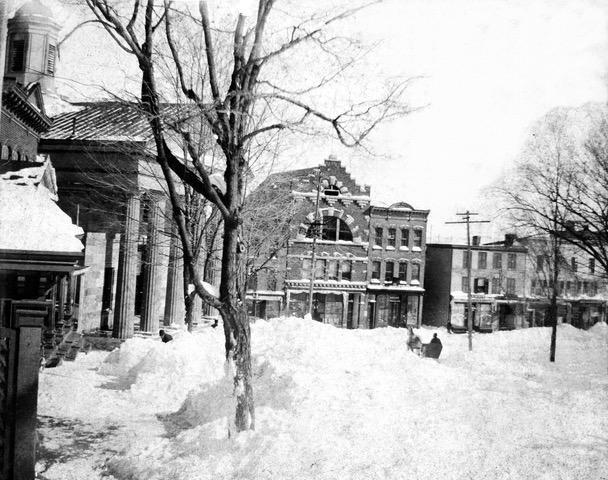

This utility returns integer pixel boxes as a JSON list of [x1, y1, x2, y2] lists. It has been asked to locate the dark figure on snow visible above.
[[159, 329, 173, 343], [446, 320, 453, 334], [430, 333, 442, 346]]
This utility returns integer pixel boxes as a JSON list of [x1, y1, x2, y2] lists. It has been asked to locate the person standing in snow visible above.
[[159, 329, 173, 343], [430, 333, 442, 346]]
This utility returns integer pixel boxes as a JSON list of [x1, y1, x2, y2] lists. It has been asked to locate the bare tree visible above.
[[82, 0, 413, 431], [495, 110, 576, 361]]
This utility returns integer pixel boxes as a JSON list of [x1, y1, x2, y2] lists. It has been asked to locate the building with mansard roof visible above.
[[247, 155, 430, 329]]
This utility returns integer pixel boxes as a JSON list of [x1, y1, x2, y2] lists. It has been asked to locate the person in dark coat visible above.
[[430, 333, 442, 346], [159, 329, 173, 343]]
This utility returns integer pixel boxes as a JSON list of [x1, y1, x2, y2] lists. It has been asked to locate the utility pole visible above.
[[308, 169, 322, 318], [446, 211, 489, 351]]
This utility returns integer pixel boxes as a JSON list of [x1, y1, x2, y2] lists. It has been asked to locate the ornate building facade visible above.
[[247, 156, 429, 328]]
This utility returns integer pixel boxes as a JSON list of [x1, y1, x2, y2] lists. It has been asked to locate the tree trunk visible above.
[[219, 220, 255, 431], [183, 262, 194, 332], [549, 231, 559, 362]]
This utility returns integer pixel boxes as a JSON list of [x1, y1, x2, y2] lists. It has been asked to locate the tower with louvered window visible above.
[[5, 0, 60, 93]]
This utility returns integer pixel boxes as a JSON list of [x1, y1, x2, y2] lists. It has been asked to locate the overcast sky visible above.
[[49, 0, 608, 243]]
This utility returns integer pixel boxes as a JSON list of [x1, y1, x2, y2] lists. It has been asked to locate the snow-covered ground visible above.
[[37, 319, 608, 480]]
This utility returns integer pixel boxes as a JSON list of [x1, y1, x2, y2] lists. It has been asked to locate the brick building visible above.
[[423, 235, 529, 331], [247, 156, 429, 328]]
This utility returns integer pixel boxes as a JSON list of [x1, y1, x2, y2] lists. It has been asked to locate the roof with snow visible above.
[[0, 157, 58, 198], [42, 102, 197, 144], [0, 182, 83, 254]]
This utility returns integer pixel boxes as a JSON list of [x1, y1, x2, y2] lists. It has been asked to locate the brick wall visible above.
[[0, 110, 39, 160]]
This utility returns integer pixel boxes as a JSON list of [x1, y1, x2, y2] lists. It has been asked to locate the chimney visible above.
[[504, 233, 516, 247], [472, 235, 480, 246]]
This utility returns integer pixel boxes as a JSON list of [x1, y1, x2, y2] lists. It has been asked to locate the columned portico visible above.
[[140, 195, 169, 332], [163, 231, 185, 325], [113, 194, 140, 339]]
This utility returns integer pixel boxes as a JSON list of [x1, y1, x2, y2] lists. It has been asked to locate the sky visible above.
[[42, 0, 608, 243]]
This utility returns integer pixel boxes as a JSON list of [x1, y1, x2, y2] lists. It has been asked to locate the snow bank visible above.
[[38, 319, 608, 480], [99, 329, 226, 412]]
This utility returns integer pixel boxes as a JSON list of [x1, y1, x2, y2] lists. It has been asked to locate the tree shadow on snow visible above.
[[157, 359, 295, 438], [36, 415, 120, 477]]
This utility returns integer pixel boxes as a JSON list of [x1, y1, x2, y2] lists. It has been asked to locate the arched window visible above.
[[307, 216, 353, 242]]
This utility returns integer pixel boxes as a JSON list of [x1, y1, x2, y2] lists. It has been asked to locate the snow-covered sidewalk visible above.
[[36, 320, 608, 480]]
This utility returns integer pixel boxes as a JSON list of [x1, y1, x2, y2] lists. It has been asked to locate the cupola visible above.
[[5, 0, 61, 93]]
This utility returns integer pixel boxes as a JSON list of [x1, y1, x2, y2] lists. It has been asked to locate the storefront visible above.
[[286, 282, 366, 328], [366, 285, 424, 328]]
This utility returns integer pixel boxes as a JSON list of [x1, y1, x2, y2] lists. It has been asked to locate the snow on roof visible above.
[[0, 183, 83, 253]]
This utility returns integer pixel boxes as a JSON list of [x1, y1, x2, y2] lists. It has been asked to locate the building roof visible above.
[[42, 101, 193, 144], [11, 0, 54, 21], [0, 183, 83, 254], [2, 82, 51, 133]]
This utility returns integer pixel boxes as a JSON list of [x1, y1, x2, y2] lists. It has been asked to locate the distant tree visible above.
[[83, 0, 413, 431], [495, 109, 576, 361]]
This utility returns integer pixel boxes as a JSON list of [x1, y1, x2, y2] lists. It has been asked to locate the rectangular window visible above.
[[374, 228, 383, 247], [328, 260, 338, 281], [371, 261, 381, 280], [400, 228, 409, 248], [506, 278, 516, 295], [478, 252, 487, 269], [589, 258, 595, 274], [474, 277, 489, 294], [341, 261, 352, 281], [411, 263, 420, 282], [493, 253, 502, 269], [583, 281, 589, 295], [387, 228, 396, 248], [566, 281, 571, 293], [10, 38, 25, 71], [385, 262, 394, 282], [491, 277, 500, 294], [413, 229, 422, 248], [302, 259, 312, 279], [462, 251, 471, 268], [315, 259, 325, 279], [571, 257, 577, 272], [536, 255, 544, 272], [507, 253, 516, 270], [558, 281, 564, 294], [591, 282, 597, 296], [398, 262, 407, 282], [461, 276, 470, 293]]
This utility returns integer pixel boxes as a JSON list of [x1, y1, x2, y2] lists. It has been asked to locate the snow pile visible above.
[[99, 330, 226, 412], [0, 183, 83, 252], [37, 319, 608, 480]]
